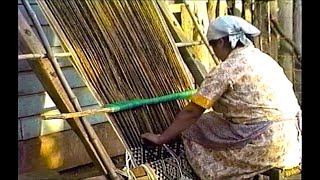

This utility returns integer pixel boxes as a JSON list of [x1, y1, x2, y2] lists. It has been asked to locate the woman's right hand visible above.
[[141, 133, 163, 145]]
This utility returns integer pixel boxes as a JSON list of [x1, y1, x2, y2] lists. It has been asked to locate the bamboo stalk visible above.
[[176, 41, 203, 47], [184, 3, 220, 65], [18, 52, 71, 60], [21, 1, 120, 179]]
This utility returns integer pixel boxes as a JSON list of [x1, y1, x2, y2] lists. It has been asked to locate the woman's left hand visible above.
[[141, 133, 163, 145]]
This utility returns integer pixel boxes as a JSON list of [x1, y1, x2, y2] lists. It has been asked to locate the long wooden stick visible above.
[[184, 2, 220, 65]]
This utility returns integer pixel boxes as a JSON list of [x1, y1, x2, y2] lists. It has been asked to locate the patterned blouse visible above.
[[191, 45, 300, 124]]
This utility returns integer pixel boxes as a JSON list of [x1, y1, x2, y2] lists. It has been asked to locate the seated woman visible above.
[[141, 15, 301, 180]]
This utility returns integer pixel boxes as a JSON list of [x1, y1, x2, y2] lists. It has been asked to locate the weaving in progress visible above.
[[37, 0, 198, 179]]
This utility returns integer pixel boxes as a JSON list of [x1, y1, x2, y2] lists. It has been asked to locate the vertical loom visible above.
[[36, 0, 198, 179]]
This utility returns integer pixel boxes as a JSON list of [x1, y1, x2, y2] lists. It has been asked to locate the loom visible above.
[[34, 0, 203, 179]]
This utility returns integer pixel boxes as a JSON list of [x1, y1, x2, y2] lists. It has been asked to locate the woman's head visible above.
[[207, 15, 260, 61]]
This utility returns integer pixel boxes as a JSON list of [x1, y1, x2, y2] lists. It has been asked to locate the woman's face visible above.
[[209, 38, 228, 61]]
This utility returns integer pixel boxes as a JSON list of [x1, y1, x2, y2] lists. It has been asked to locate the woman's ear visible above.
[[218, 38, 228, 48]]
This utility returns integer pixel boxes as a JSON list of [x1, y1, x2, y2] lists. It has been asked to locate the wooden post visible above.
[[278, 0, 294, 81], [18, 10, 121, 180]]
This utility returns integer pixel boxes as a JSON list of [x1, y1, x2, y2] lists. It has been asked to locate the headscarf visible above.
[[206, 15, 261, 49]]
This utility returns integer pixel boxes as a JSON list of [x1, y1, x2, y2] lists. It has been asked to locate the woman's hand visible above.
[[141, 133, 163, 145]]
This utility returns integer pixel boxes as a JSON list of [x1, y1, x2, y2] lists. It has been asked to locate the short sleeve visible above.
[[191, 59, 243, 109]]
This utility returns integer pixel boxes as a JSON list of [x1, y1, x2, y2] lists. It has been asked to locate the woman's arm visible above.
[[141, 102, 205, 145]]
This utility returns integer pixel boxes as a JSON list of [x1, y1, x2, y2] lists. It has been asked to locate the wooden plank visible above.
[[31, 25, 61, 47], [19, 67, 86, 96], [18, 87, 99, 118], [18, 4, 49, 26], [168, 3, 183, 13], [19, 104, 107, 140], [20, 116, 42, 140], [18, 93, 46, 118], [18, 122, 126, 175], [18, 120, 23, 141]]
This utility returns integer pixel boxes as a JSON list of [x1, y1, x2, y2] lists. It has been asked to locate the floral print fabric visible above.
[[183, 45, 302, 179]]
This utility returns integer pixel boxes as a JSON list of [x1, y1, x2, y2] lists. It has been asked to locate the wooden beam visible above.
[[18, 122, 125, 175], [157, 0, 207, 86], [18, 9, 124, 179]]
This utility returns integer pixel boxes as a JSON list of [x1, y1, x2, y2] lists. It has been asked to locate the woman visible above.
[[141, 15, 301, 180]]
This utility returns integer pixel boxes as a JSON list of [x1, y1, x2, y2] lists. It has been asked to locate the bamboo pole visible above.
[[207, 0, 218, 22], [18, 52, 71, 60], [278, 0, 294, 81], [176, 41, 203, 47], [20, 1, 121, 179], [184, 2, 220, 65]]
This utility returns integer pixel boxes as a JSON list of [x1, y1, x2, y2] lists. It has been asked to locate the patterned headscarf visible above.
[[207, 15, 261, 49]]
